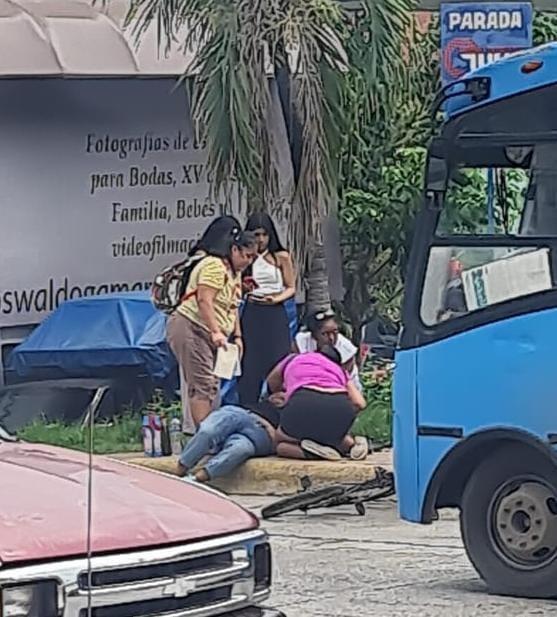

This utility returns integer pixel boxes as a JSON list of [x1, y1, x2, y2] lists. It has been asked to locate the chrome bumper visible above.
[[0, 529, 274, 617]]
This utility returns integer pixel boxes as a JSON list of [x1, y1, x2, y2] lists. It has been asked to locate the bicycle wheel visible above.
[[261, 485, 345, 519]]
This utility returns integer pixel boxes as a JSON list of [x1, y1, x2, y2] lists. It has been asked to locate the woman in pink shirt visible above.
[[266, 344, 366, 459]]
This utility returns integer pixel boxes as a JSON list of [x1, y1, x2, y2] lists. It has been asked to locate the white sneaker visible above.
[[350, 435, 369, 460], [301, 440, 342, 461]]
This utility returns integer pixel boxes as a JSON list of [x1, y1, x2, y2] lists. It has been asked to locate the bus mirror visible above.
[[426, 155, 448, 192]]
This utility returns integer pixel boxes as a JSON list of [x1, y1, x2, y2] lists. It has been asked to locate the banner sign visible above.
[[440, 2, 533, 84], [0, 78, 243, 327]]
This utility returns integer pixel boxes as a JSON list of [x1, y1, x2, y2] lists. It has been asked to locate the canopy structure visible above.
[[0, 0, 195, 77]]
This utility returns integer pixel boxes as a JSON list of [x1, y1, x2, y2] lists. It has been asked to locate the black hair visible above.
[[245, 212, 286, 254], [189, 215, 241, 258], [318, 344, 342, 366], [306, 309, 337, 336], [231, 229, 257, 251]]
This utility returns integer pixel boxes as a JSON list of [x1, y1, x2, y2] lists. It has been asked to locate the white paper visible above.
[[213, 344, 242, 380], [462, 247, 552, 311]]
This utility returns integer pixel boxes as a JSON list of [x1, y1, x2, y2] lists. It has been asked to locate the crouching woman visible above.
[[268, 345, 366, 460]]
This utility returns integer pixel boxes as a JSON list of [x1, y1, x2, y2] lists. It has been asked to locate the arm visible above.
[[346, 380, 366, 411], [195, 258, 228, 346], [232, 308, 244, 357], [266, 359, 287, 393], [233, 308, 242, 339], [264, 252, 296, 304], [197, 285, 227, 347], [343, 357, 356, 375]]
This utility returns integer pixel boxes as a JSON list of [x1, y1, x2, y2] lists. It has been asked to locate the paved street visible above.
[[236, 495, 557, 617]]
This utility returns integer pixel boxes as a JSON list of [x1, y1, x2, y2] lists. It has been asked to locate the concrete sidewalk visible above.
[[110, 450, 393, 496]]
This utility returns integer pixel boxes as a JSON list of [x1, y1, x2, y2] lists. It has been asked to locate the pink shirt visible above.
[[279, 352, 349, 400]]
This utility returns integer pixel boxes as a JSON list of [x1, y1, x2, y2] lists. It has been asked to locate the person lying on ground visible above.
[[293, 309, 362, 392], [267, 345, 367, 462], [176, 394, 283, 482]]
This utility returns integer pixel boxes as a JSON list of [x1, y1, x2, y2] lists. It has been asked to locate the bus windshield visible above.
[[420, 142, 557, 326]]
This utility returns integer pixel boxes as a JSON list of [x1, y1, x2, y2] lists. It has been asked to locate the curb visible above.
[[111, 452, 393, 496]]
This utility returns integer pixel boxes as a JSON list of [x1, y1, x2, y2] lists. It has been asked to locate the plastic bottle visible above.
[[142, 415, 154, 457], [150, 414, 163, 457], [169, 417, 183, 456], [161, 415, 171, 456]]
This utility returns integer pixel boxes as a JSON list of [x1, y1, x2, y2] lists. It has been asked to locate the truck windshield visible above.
[[420, 142, 557, 326]]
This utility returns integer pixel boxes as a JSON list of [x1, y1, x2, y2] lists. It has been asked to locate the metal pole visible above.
[[487, 168, 495, 233]]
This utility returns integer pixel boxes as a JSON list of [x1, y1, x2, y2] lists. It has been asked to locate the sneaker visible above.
[[301, 440, 342, 461], [350, 435, 368, 461], [182, 473, 199, 483]]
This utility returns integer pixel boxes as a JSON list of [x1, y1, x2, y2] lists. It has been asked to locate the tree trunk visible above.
[[304, 241, 331, 313]]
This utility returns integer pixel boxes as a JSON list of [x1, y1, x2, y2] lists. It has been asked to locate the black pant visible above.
[[237, 301, 291, 405], [279, 388, 356, 448]]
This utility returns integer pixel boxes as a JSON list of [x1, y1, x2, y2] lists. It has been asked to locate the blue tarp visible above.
[[9, 292, 299, 407], [9, 292, 176, 381]]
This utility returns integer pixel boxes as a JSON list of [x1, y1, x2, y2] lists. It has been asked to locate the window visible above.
[[437, 167, 530, 236], [437, 143, 557, 237], [420, 245, 555, 326]]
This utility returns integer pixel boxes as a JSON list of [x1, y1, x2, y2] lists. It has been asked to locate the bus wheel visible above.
[[460, 444, 557, 598]]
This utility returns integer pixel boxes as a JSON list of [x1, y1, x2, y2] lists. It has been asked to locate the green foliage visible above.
[[352, 370, 392, 441], [533, 12, 557, 44], [17, 390, 183, 454], [440, 168, 529, 235], [120, 0, 354, 284], [18, 413, 143, 455], [340, 147, 426, 332], [338, 10, 557, 336], [338, 12, 437, 331]]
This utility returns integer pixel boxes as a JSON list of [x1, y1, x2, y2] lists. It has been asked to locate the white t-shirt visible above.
[[294, 331, 362, 391]]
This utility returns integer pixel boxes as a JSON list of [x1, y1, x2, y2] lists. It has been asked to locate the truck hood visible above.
[[0, 442, 257, 564]]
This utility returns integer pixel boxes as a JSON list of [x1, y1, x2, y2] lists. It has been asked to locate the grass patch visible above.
[[352, 370, 392, 443], [17, 391, 184, 455], [15, 376, 393, 453], [18, 414, 143, 455]]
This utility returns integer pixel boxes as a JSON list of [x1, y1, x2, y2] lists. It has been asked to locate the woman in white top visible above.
[[293, 309, 362, 392], [237, 213, 296, 405]]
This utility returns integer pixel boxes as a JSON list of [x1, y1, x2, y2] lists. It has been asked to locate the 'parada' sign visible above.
[[440, 2, 533, 84]]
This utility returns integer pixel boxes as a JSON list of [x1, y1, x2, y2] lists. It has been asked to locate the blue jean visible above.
[[179, 405, 274, 479]]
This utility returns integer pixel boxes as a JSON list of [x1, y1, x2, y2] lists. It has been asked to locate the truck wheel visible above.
[[461, 444, 557, 598]]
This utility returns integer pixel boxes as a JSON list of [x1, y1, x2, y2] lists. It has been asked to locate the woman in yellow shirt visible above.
[[167, 228, 257, 426]]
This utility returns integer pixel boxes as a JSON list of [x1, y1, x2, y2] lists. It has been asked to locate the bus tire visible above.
[[460, 443, 557, 598]]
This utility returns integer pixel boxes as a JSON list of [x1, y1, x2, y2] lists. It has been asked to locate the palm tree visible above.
[[98, 0, 414, 313]]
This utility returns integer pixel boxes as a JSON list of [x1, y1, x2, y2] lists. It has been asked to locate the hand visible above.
[[210, 330, 228, 348], [252, 296, 276, 304], [268, 391, 286, 407]]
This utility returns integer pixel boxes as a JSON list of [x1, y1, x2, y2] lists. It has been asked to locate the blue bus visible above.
[[394, 43, 557, 598]]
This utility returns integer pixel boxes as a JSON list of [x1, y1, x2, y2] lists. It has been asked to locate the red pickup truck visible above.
[[0, 434, 283, 617]]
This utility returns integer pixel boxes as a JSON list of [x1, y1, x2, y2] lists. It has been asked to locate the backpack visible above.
[[151, 253, 205, 315]]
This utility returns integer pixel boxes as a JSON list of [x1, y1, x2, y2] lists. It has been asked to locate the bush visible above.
[[352, 369, 392, 442]]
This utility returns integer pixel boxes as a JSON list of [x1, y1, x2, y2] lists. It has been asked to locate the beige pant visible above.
[[180, 369, 221, 434], [167, 313, 221, 431]]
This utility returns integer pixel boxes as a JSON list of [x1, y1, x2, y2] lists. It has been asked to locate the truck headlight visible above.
[[254, 542, 272, 591], [1, 581, 58, 617]]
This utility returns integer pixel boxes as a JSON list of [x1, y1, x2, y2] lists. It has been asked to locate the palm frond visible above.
[[282, 0, 346, 277]]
